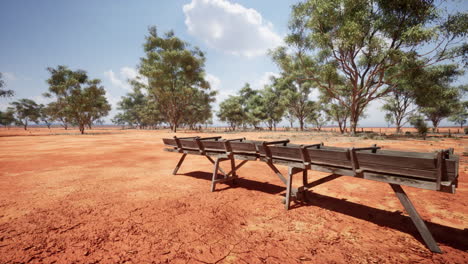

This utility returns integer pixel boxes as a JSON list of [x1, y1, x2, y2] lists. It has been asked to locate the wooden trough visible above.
[[162, 136, 459, 253]]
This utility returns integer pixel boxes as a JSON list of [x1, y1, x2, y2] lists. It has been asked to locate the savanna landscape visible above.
[[0, 127, 467, 263], [1, 0, 467, 263]]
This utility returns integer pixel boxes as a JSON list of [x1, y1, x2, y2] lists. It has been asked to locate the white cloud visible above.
[[206, 73, 221, 91], [254, 71, 279, 90], [205, 73, 234, 108], [2, 72, 17, 81], [103, 67, 145, 91], [104, 70, 129, 91], [183, 0, 283, 57], [29, 95, 52, 106]]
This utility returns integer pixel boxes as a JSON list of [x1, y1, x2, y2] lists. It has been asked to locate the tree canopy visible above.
[[45, 66, 111, 134], [273, 0, 467, 134], [137, 26, 215, 132]]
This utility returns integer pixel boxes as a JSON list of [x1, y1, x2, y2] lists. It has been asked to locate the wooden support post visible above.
[[390, 184, 442, 253], [226, 160, 248, 177], [265, 162, 287, 184], [173, 153, 187, 175], [301, 174, 342, 190], [229, 156, 236, 179], [205, 156, 228, 176], [285, 167, 294, 210], [302, 169, 308, 186], [211, 158, 221, 192]]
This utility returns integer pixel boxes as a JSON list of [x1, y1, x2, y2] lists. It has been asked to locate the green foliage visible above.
[[114, 83, 161, 128], [0, 109, 16, 127], [45, 65, 111, 134], [9, 99, 41, 130], [38, 104, 54, 129], [0, 73, 14, 97], [307, 103, 330, 131], [217, 96, 246, 130], [381, 88, 415, 133], [409, 65, 464, 129], [256, 83, 287, 131], [409, 115, 428, 139], [138, 26, 213, 132], [448, 100, 467, 128], [273, 0, 466, 134]]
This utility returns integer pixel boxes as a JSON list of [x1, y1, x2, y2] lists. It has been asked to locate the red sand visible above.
[[0, 128, 467, 263]]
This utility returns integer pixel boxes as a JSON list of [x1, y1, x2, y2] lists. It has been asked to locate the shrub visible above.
[[465, 127, 468, 135], [409, 115, 428, 140]]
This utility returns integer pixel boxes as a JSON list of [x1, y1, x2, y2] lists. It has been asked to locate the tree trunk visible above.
[[299, 119, 304, 131], [338, 121, 344, 134], [24, 119, 28, 130], [79, 124, 85, 134], [350, 112, 359, 135], [431, 118, 440, 132]]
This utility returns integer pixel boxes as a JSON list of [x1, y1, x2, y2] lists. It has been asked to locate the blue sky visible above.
[[0, 0, 466, 127]]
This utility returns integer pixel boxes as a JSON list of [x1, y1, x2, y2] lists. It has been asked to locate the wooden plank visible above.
[[179, 139, 199, 150], [268, 146, 304, 161], [162, 138, 177, 147], [359, 163, 439, 180], [356, 152, 437, 171], [230, 142, 257, 153], [307, 148, 350, 162], [201, 140, 226, 151], [259, 157, 306, 169], [390, 184, 442, 253]]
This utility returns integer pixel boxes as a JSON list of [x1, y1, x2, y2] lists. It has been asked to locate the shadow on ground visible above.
[[181, 171, 468, 252]]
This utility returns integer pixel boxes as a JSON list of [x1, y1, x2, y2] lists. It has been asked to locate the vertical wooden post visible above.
[[285, 167, 294, 210], [435, 150, 444, 191], [302, 169, 308, 186], [390, 184, 442, 253], [211, 158, 221, 192]]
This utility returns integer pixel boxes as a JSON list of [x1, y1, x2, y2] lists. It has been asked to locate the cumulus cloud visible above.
[[183, 0, 283, 57], [2, 72, 17, 81], [205, 73, 233, 107], [254, 71, 279, 90], [103, 67, 143, 91]]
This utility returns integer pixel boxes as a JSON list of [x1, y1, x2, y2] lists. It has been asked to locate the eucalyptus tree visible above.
[[449, 105, 467, 128], [182, 89, 216, 129], [410, 64, 464, 130], [138, 26, 213, 132], [9, 99, 41, 130], [381, 88, 415, 133], [0, 73, 14, 97], [116, 85, 148, 128], [323, 101, 349, 134], [45, 65, 111, 134], [217, 96, 246, 131], [307, 103, 329, 131], [38, 104, 54, 129], [239, 83, 260, 128], [276, 76, 315, 131], [273, 0, 467, 134], [0, 109, 16, 128], [258, 84, 287, 131]]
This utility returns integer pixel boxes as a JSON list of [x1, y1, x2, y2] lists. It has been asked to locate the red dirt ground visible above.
[[0, 128, 467, 263]]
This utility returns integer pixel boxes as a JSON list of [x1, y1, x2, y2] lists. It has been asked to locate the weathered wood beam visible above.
[[390, 184, 442, 253], [172, 153, 187, 175]]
